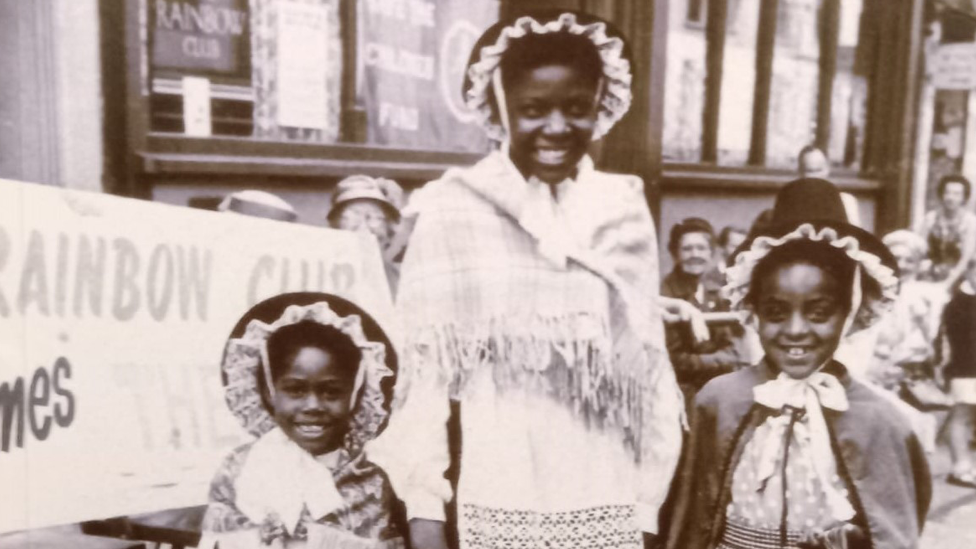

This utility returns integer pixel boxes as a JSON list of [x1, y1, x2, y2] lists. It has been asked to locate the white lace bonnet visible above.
[[462, 11, 633, 142], [220, 293, 397, 448], [724, 178, 899, 333]]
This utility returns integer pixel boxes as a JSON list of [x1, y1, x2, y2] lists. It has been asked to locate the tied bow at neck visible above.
[[235, 428, 345, 536], [753, 371, 849, 412], [751, 372, 855, 523]]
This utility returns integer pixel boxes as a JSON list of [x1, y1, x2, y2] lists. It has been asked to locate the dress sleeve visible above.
[[907, 430, 932, 530], [371, 372, 453, 522], [625, 187, 684, 534], [368, 203, 454, 523], [199, 447, 258, 542]]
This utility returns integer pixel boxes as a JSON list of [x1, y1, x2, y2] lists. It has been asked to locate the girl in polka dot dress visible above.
[[665, 179, 932, 549]]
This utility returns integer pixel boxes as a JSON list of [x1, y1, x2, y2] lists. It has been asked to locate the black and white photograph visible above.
[[0, 1, 974, 548]]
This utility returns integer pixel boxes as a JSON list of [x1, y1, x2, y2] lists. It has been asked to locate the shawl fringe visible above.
[[400, 311, 670, 457]]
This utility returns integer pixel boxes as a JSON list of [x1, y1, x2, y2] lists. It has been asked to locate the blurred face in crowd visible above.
[[335, 199, 394, 249], [504, 63, 600, 184], [677, 231, 714, 277], [799, 149, 830, 179], [270, 346, 355, 456], [941, 182, 967, 213], [888, 243, 921, 283], [755, 261, 848, 379], [722, 230, 747, 261]]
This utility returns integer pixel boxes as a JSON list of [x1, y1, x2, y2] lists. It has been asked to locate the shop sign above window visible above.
[[151, 0, 251, 78]]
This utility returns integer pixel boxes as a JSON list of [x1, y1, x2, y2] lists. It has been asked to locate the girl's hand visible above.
[[408, 519, 449, 549], [660, 297, 711, 345]]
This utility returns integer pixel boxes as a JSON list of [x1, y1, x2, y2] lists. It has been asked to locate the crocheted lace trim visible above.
[[221, 302, 393, 450], [460, 504, 641, 549], [465, 12, 632, 142]]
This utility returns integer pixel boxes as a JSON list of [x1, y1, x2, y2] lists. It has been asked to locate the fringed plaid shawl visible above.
[[395, 150, 682, 465]]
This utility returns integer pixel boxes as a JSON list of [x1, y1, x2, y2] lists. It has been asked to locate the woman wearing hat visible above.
[[199, 293, 405, 549], [376, 11, 685, 549], [665, 179, 931, 549], [327, 176, 405, 296]]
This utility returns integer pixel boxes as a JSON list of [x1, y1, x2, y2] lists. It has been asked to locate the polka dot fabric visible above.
[[724, 414, 851, 540]]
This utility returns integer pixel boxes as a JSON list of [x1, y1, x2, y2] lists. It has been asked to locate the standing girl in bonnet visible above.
[[374, 10, 688, 549], [666, 179, 931, 549], [199, 293, 405, 549]]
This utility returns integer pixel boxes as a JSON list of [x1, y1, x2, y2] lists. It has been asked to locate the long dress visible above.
[[375, 150, 683, 548]]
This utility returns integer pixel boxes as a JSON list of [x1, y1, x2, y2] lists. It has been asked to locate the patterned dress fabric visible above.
[[720, 411, 851, 549], [200, 302, 404, 549]]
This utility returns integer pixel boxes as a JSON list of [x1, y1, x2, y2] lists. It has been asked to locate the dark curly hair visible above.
[[667, 217, 716, 257], [938, 174, 972, 201], [257, 321, 362, 408]]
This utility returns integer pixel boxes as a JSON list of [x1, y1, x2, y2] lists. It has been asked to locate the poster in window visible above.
[[276, 1, 330, 129], [150, 0, 251, 78], [359, 0, 497, 152]]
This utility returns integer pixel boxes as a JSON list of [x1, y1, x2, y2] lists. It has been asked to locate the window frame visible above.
[[119, 0, 487, 198]]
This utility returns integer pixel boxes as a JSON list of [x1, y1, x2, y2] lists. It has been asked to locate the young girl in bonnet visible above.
[[375, 10, 686, 549], [199, 293, 405, 549], [666, 179, 931, 549]]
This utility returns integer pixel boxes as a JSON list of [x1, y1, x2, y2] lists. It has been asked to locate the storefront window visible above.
[[662, 0, 708, 162], [357, 0, 494, 151], [717, 0, 760, 165], [827, 0, 866, 171], [251, 0, 343, 143], [926, 90, 969, 209], [766, 0, 822, 169], [148, 0, 256, 137], [145, 0, 496, 153]]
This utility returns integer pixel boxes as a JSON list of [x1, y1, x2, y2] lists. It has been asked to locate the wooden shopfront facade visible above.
[[502, 0, 926, 273], [109, 0, 926, 269], [109, 0, 498, 224]]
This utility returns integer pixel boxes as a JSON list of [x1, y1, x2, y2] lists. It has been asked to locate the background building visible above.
[[0, 0, 933, 272]]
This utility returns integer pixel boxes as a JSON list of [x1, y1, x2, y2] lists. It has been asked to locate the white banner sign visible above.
[[0, 179, 394, 533]]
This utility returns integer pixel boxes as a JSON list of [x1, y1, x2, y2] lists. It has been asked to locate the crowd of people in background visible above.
[[661, 163, 976, 492], [189, 10, 973, 549]]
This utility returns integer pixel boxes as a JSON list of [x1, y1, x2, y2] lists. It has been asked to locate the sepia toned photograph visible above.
[[0, 0, 973, 548]]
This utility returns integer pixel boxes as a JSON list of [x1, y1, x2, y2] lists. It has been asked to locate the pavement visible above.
[[920, 432, 976, 549]]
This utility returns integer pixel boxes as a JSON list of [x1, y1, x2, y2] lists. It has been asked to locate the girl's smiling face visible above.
[[503, 63, 600, 184], [755, 261, 849, 379], [271, 346, 355, 455]]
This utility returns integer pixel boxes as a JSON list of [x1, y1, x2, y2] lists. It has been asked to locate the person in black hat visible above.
[[380, 10, 686, 549], [198, 293, 405, 549], [666, 179, 931, 549]]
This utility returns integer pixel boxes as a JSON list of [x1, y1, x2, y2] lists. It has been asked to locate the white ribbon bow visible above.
[[235, 428, 345, 535], [752, 372, 855, 522]]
